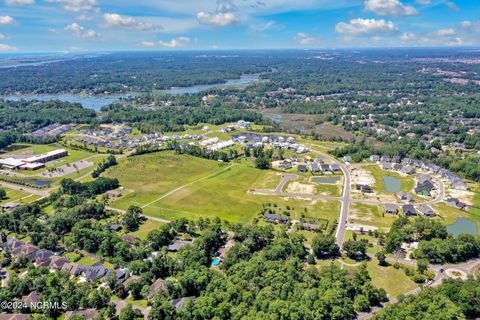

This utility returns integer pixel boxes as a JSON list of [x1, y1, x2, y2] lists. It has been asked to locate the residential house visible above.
[[308, 163, 320, 173], [297, 163, 307, 173], [82, 263, 110, 282], [48, 256, 69, 270], [121, 234, 140, 245], [396, 192, 413, 202], [329, 164, 341, 172], [123, 275, 140, 291], [356, 184, 373, 193], [381, 162, 392, 170], [171, 297, 196, 310], [148, 278, 169, 298], [392, 156, 401, 163], [64, 309, 99, 320], [380, 155, 391, 162], [393, 164, 403, 172], [452, 180, 468, 191], [167, 240, 191, 252], [384, 204, 398, 215], [403, 166, 416, 175], [12, 244, 38, 258], [445, 198, 468, 210], [109, 223, 122, 232], [61, 262, 83, 277], [279, 161, 292, 170], [28, 249, 53, 266], [22, 291, 40, 309], [370, 155, 380, 162], [264, 213, 289, 224], [402, 204, 417, 216], [415, 175, 434, 196], [416, 205, 436, 217], [321, 164, 331, 173]]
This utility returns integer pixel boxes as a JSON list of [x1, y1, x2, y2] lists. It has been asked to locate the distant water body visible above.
[[1, 74, 261, 111]]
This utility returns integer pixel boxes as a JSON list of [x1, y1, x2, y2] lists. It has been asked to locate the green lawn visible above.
[[108, 152, 341, 224], [367, 260, 418, 299], [365, 165, 415, 195], [129, 219, 166, 240], [0, 188, 34, 204], [76, 256, 99, 266], [106, 151, 223, 207]]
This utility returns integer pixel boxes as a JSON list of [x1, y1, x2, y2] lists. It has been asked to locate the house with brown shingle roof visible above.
[[148, 278, 169, 298], [64, 309, 99, 320]]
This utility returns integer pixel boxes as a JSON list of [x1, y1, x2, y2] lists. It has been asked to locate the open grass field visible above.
[[129, 219, 166, 240], [366, 260, 418, 299], [107, 152, 341, 224], [0, 187, 36, 205], [349, 203, 398, 231], [106, 151, 226, 206]]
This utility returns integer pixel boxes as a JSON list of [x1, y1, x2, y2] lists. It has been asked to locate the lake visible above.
[[1, 94, 130, 112], [311, 177, 339, 184], [383, 176, 402, 193], [1, 74, 261, 111], [447, 217, 478, 237], [160, 74, 261, 95]]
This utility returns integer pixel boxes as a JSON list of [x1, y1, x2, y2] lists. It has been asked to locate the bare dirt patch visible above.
[[448, 189, 474, 206], [286, 182, 316, 194], [351, 168, 375, 186]]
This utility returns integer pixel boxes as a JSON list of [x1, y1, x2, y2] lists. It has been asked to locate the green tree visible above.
[[312, 234, 339, 258], [122, 205, 143, 232]]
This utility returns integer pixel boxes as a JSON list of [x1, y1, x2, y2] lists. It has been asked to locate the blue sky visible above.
[[0, 0, 478, 52]]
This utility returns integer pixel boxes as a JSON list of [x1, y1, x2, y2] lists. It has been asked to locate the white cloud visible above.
[[0, 16, 16, 25], [65, 22, 99, 38], [197, 12, 240, 27], [197, 0, 240, 27], [0, 34, 6, 40], [364, 0, 418, 17], [414, 0, 430, 4], [250, 20, 276, 33], [47, 0, 98, 12], [295, 32, 318, 45], [400, 32, 416, 40], [0, 43, 17, 51], [445, 1, 459, 11], [158, 37, 191, 48], [76, 14, 92, 21], [5, 0, 35, 6], [437, 28, 456, 36], [335, 18, 398, 37], [103, 13, 159, 31], [141, 41, 155, 47]]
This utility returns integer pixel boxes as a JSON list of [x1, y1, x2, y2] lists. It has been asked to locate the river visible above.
[[1, 74, 261, 112]]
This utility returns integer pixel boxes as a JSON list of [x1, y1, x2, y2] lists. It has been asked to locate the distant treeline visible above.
[[101, 104, 264, 133]]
